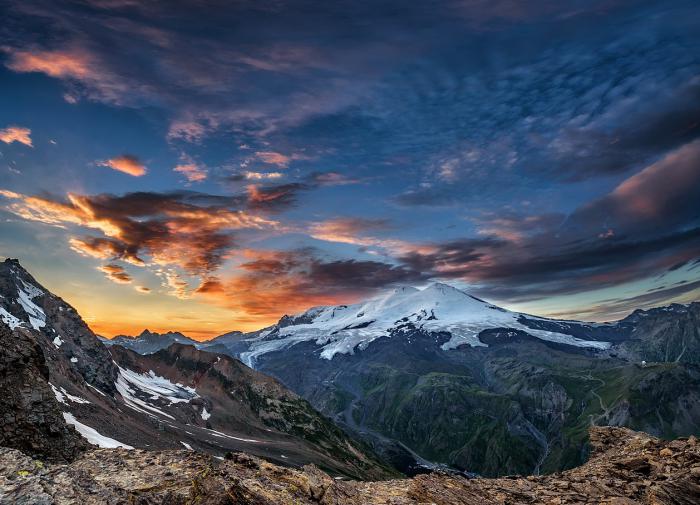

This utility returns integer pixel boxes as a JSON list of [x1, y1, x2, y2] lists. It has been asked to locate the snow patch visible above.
[[115, 366, 198, 420], [180, 441, 193, 450], [20, 280, 44, 299], [53, 336, 63, 348], [202, 427, 260, 443], [50, 383, 90, 405], [62, 412, 133, 449], [70, 356, 78, 363], [16, 285, 46, 330], [87, 384, 107, 396], [201, 406, 211, 420], [0, 307, 21, 329]]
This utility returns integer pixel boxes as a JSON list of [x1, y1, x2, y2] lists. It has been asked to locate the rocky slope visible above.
[[2, 426, 699, 504], [0, 258, 393, 479], [109, 343, 393, 479]]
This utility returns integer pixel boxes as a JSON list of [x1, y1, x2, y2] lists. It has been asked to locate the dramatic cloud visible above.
[[246, 183, 308, 211], [197, 248, 428, 319], [0, 126, 32, 147], [1, 0, 699, 328], [393, 142, 700, 304], [98, 155, 147, 177], [97, 263, 132, 284], [568, 140, 700, 234], [2, 189, 280, 297]]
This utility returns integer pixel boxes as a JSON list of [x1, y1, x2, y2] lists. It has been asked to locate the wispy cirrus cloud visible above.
[[309, 217, 391, 246]]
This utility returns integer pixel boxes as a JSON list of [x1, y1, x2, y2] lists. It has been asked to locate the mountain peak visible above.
[[241, 281, 612, 365]]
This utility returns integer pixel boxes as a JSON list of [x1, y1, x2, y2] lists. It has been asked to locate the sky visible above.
[[1, 0, 699, 339]]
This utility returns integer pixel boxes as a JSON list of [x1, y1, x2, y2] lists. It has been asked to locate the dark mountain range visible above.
[[188, 283, 700, 477], [101, 329, 200, 354], [0, 258, 393, 479]]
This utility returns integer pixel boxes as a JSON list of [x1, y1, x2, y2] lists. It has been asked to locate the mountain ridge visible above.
[[0, 258, 395, 479]]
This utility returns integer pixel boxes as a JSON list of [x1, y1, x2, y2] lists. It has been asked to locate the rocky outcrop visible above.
[[0, 322, 86, 462], [1, 426, 699, 504], [616, 303, 700, 365], [0, 258, 118, 395]]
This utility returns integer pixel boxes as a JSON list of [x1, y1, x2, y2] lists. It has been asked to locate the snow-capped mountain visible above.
[[228, 282, 700, 477], [239, 282, 612, 367]]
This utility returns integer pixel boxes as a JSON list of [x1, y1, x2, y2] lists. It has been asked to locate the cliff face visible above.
[[1, 425, 699, 504], [0, 323, 86, 462]]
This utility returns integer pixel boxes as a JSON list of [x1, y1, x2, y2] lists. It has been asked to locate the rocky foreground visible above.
[[1, 426, 699, 504]]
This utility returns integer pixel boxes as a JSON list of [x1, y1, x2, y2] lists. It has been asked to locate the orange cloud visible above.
[[5, 48, 92, 79], [3, 46, 131, 105], [98, 263, 132, 284], [196, 248, 427, 319], [246, 183, 307, 211], [98, 155, 147, 176], [255, 151, 290, 167], [309, 218, 389, 246], [174, 162, 207, 182], [135, 285, 151, 293], [0, 126, 33, 147], [2, 190, 281, 299], [610, 139, 700, 219], [0, 189, 22, 199]]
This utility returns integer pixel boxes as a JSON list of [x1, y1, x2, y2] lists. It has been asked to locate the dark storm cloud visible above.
[[307, 259, 428, 289]]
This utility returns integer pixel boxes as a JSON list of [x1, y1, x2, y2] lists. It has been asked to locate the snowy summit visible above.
[[240, 282, 612, 367]]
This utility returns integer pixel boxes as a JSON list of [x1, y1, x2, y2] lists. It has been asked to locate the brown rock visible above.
[[2, 426, 700, 504]]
